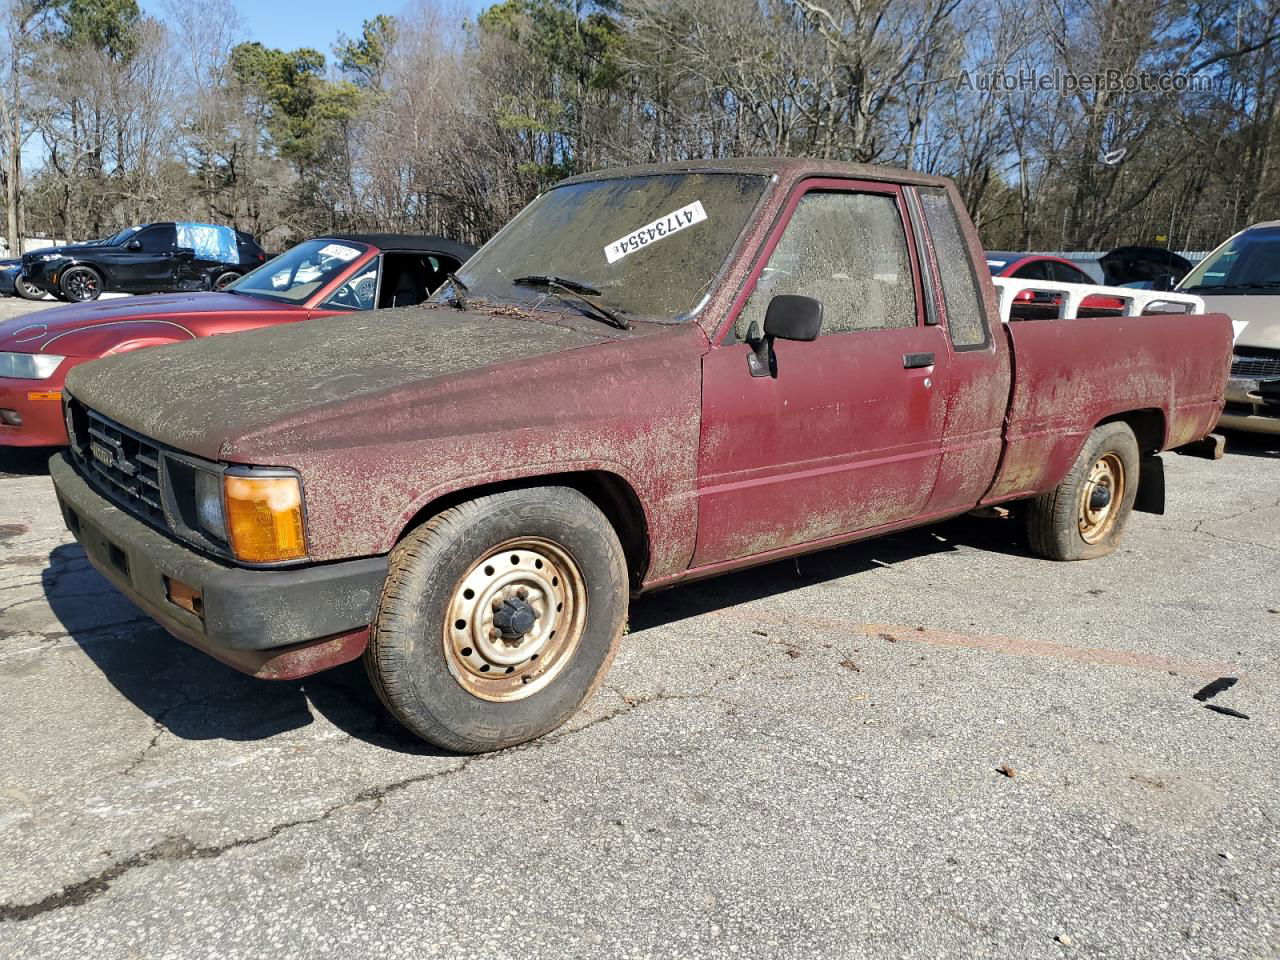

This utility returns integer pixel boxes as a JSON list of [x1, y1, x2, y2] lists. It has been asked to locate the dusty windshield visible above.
[[444, 173, 769, 321], [230, 239, 369, 303]]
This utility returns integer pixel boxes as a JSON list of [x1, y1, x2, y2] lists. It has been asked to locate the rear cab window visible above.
[[917, 186, 990, 349]]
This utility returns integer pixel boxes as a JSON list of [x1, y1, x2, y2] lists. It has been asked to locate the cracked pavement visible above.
[[1, 434, 1278, 959]]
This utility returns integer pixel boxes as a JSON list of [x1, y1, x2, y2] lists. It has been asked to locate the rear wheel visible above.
[[1025, 421, 1140, 561], [364, 486, 628, 753], [212, 270, 241, 291], [59, 266, 103, 302]]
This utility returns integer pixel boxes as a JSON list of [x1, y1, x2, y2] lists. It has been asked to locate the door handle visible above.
[[902, 352, 934, 369]]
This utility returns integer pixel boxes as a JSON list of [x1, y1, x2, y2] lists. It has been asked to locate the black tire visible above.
[[365, 486, 628, 753], [1025, 421, 1140, 561], [212, 270, 241, 291], [59, 265, 103, 302], [15, 276, 45, 300]]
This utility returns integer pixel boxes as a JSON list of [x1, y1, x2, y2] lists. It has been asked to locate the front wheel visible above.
[[365, 486, 628, 753], [15, 276, 45, 300], [1025, 421, 1140, 561], [59, 266, 103, 302]]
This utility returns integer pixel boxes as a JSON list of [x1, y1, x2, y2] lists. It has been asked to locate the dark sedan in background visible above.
[[21, 222, 267, 302], [0, 258, 48, 299]]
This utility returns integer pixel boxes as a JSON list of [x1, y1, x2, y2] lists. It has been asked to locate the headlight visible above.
[[223, 472, 307, 563], [0, 352, 65, 379]]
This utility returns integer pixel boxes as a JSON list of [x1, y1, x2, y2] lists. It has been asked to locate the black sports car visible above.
[[21, 222, 267, 302]]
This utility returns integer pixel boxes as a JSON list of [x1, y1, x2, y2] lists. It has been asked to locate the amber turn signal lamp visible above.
[[165, 577, 204, 618], [223, 475, 307, 564]]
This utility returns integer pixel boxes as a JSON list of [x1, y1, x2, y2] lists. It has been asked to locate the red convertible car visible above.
[[986, 251, 1126, 317], [0, 233, 474, 447]]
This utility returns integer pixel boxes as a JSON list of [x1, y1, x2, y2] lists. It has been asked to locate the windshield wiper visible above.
[[511, 275, 631, 331], [444, 272, 469, 310]]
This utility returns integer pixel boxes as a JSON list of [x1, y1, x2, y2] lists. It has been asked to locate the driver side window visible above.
[[322, 259, 380, 311], [735, 191, 918, 340], [135, 224, 176, 254]]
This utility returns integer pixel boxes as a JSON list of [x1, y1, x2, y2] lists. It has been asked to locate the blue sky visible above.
[[143, 0, 486, 57]]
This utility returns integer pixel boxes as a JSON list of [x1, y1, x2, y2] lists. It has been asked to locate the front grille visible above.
[[1232, 347, 1280, 379], [75, 406, 166, 525]]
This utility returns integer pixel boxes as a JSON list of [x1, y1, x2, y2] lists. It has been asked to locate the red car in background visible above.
[[986, 251, 1126, 318], [0, 233, 474, 447]]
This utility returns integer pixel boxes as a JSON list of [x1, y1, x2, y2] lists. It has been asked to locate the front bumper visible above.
[[0, 372, 71, 446], [21, 259, 56, 293], [1219, 376, 1280, 435], [51, 453, 388, 678]]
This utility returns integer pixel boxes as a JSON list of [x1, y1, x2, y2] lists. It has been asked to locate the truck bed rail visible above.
[[991, 276, 1205, 323]]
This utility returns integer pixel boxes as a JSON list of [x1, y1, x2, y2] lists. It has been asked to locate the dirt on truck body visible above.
[[52, 158, 1235, 753]]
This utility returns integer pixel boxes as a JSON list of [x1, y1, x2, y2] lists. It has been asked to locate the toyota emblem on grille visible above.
[[90, 441, 135, 475]]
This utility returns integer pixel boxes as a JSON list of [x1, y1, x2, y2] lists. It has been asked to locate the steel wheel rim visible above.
[[65, 270, 97, 301], [1079, 452, 1125, 543], [443, 537, 587, 703]]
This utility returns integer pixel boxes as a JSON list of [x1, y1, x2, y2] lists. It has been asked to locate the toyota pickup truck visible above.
[[50, 159, 1234, 753]]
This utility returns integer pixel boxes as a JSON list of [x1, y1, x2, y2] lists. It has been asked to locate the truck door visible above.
[[693, 179, 952, 567]]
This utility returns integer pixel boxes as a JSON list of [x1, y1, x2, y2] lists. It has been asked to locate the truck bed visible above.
[[983, 278, 1234, 501]]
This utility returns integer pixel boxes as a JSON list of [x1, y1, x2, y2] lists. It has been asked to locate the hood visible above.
[[65, 306, 619, 459], [0, 292, 296, 356], [24, 243, 104, 260], [1197, 292, 1280, 350]]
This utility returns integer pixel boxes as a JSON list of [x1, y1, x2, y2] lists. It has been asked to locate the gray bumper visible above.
[[1220, 377, 1280, 435], [50, 452, 388, 652]]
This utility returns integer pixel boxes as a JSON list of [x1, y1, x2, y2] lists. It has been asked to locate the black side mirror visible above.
[[764, 294, 823, 341], [125, 239, 142, 251], [747, 294, 823, 377]]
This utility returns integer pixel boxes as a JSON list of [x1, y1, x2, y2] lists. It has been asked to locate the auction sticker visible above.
[[605, 201, 707, 264]]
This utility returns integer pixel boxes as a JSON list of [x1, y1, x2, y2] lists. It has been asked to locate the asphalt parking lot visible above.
[[1, 293, 1277, 958]]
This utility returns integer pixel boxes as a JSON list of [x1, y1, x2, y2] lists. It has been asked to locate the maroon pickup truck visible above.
[[51, 159, 1233, 753]]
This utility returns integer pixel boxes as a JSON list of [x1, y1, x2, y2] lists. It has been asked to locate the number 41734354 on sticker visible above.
[[605, 201, 707, 264]]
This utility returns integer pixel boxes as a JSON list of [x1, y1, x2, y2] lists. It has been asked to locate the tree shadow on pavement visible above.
[[0, 447, 57, 478], [42, 512, 1030, 753], [1219, 429, 1280, 460], [629, 512, 1031, 633], [41, 543, 441, 756]]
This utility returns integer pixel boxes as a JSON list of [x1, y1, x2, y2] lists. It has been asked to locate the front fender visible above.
[[43, 319, 199, 359]]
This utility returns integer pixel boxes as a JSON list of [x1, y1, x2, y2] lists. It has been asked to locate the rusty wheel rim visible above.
[[1079, 451, 1125, 544], [443, 537, 587, 703]]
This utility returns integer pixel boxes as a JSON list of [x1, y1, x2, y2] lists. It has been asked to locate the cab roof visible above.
[[557, 157, 955, 190]]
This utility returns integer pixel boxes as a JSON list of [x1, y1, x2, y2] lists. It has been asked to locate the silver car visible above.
[[1180, 221, 1280, 434]]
